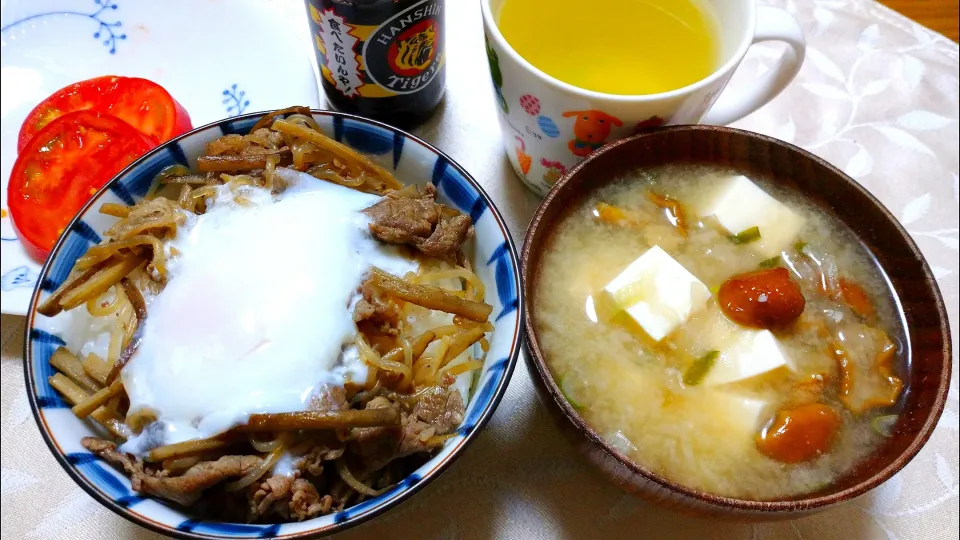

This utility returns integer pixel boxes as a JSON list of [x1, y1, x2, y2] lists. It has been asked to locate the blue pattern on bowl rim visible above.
[[24, 110, 523, 539]]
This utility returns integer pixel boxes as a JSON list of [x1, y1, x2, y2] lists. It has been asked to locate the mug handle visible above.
[[701, 6, 806, 126]]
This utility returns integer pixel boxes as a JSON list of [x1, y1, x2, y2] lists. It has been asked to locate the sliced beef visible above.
[[140, 456, 261, 507], [82, 437, 261, 506], [309, 385, 349, 412], [349, 386, 465, 472], [395, 415, 433, 458], [290, 478, 333, 520], [80, 384, 465, 517], [82, 437, 145, 477], [296, 440, 346, 477], [365, 189, 439, 241], [353, 279, 402, 330], [349, 397, 404, 472], [250, 473, 295, 519], [411, 385, 465, 435], [246, 439, 344, 521], [363, 184, 473, 258], [352, 298, 381, 324], [419, 213, 472, 259], [247, 473, 331, 521]]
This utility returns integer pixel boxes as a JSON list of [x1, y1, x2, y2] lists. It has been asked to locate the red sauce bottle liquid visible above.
[[304, 0, 446, 129]]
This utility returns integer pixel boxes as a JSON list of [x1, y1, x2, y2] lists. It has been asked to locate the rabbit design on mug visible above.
[[563, 110, 623, 157]]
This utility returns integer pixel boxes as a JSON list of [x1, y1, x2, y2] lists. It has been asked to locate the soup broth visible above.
[[534, 166, 906, 499]]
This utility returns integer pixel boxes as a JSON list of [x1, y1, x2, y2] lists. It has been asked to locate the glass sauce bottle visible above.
[[304, 0, 446, 129]]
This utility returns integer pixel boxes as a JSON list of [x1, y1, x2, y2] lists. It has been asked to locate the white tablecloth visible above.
[[1, 0, 957, 538]]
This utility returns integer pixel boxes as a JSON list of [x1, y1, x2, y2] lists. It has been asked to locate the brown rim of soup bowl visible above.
[[520, 125, 952, 519]]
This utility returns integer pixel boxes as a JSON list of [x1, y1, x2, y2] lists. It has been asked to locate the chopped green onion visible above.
[[873, 414, 898, 437], [729, 226, 761, 245], [809, 481, 832, 493], [794, 241, 809, 253], [758, 256, 782, 269], [683, 351, 719, 386], [558, 373, 585, 409]]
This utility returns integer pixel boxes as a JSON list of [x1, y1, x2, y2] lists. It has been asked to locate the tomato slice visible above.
[[110, 77, 193, 144], [17, 76, 192, 151], [9, 111, 156, 262]]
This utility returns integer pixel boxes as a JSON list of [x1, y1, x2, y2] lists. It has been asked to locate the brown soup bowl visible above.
[[521, 125, 952, 519]]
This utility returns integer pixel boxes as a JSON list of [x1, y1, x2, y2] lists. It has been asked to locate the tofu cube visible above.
[[699, 175, 806, 258], [702, 329, 795, 386], [706, 392, 770, 434], [601, 246, 710, 342]]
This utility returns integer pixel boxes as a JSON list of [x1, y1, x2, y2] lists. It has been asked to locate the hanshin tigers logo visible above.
[[389, 20, 437, 76], [363, 0, 444, 94]]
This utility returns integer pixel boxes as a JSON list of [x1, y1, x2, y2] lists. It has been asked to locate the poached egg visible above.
[[119, 169, 417, 454]]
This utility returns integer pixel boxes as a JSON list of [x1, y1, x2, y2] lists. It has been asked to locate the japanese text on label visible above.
[[318, 8, 362, 98]]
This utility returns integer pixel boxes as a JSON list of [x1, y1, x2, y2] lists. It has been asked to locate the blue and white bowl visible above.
[[24, 110, 523, 539]]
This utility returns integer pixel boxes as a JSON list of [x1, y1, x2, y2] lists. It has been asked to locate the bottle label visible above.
[[315, 7, 364, 98], [362, 0, 443, 95]]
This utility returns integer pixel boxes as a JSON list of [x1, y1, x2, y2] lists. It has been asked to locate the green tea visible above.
[[497, 0, 720, 95]]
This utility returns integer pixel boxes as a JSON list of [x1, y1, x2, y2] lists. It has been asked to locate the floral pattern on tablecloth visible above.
[[1, 0, 957, 538]]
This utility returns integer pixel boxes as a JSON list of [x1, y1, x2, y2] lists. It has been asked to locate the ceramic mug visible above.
[[480, 0, 806, 197]]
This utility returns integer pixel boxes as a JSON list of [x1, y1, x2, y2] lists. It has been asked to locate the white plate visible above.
[[0, 0, 322, 315]]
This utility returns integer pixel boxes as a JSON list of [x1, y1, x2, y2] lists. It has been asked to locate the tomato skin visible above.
[[718, 267, 806, 329], [108, 77, 193, 143], [17, 76, 192, 151], [9, 111, 156, 262]]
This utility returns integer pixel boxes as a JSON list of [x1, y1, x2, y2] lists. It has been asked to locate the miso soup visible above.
[[533, 166, 906, 499]]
